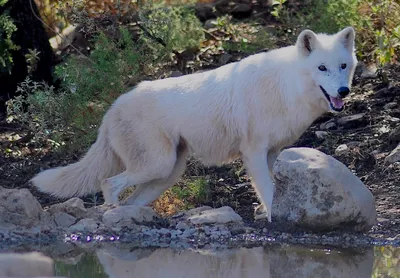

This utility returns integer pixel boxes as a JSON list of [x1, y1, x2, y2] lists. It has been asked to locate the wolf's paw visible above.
[[254, 204, 272, 222], [101, 179, 120, 205]]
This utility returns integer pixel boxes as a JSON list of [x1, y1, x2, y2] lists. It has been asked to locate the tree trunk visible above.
[[0, 0, 55, 119]]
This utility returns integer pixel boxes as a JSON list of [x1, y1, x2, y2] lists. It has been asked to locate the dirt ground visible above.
[[0, 0, 399, 242]]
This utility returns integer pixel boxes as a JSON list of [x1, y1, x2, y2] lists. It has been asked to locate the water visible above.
[[46, 244, 399, 278]]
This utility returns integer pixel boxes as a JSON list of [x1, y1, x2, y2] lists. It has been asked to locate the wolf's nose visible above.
[[338, 87, 350, 98]]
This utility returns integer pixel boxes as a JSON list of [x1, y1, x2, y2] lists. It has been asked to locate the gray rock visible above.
[[0, 187, 43, 227], [335, 144, 349, 156], [54, 212, 76, 228], [0, 252, 54, 277], [169, 70, 183, 78], [315, 131, 328, 139], [337, 113, 366, 129], [180, 228, 196, 238], [47, 197, 87, 219], [68, 218, 98, 233], [176, 221, 190, 231], [388, 126, 400, 144], [385, 144, 400, 165], [102, 205, 157, 228], [182, 206, 213, 218], [384, 102, 398, 109], [272, 147, 377, 232], [204, 19, 217, 29], [320, 120, 336, 130], [188, 206, 242, 225]]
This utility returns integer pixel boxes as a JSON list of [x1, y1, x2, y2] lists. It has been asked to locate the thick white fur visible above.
[[31, 27, 358, 222]]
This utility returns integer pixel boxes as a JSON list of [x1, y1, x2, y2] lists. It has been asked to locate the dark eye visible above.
[[318, 65, 327, 71], [341, 63, 347, 69]]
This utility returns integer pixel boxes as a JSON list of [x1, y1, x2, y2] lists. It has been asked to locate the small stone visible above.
[[230, 3, 252, 18], [230, 227, 245, 236], [337, 113, 366, 129], [47, 197, 87, 219], [68, 218, 98, 233], [102, 205, 157, 228], [204, 19, 217, 29], [384, 102, 397, 109], [54, 212, 76, 228], [335, 144, 349, 156], [388, 126, 400, 145], [158, 228, 171, 235], [218, 53, 232, 66], [169, 71, 183, 78], [180, 228, 196, 238], [176, 221, 190, 231], [384, 144, 400, 165], [188, 206, 242, 225], [315, 131, 328, 139], [320, 120, 336, 130], [360, 64, 377, 78]]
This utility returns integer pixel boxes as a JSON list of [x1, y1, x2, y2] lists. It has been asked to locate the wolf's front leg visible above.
[[242, 149, 275, 222]]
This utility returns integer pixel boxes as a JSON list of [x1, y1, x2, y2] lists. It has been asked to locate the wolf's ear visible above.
[[337, 26, 355, 52], [296, 29, 318, 57]]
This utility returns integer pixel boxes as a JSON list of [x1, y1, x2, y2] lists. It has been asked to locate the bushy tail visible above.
[[31, 125, 122, 199]]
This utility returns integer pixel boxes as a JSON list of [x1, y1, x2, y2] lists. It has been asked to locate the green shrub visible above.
[[7, 26, 142, 151], [0, 0, 19, 74], [7, 3, 207, 154], [171, 177, 211, 208], [139, 5, 205, 54], [280, 0, 400, 66]]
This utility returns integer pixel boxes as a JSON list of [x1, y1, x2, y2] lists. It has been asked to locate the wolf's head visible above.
[[295, 26, 357, 113]]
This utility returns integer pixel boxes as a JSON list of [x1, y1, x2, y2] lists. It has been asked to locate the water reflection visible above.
[[52, 245, 400, 278]]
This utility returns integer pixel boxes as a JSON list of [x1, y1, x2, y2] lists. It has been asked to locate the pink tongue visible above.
[[330, 96, 344, 109]]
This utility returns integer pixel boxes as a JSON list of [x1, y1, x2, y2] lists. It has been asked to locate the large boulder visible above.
[[0, 187, 43, 227], [271, 147, 377, 232]]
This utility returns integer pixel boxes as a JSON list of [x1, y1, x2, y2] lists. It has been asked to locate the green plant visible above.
[[171, 177, 211, 208], [271, 0, 287, 18], [279, 0, 400, 66], [0, 0, 19, 74], [139, 5, 205, 54], [212, 15, 274, 54], [7, 26, 144, 152]]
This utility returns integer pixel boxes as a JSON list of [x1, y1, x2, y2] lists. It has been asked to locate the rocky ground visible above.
[[0, 0, 400, 249]]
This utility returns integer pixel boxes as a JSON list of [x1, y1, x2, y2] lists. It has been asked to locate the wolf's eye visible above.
[[341, 63, 347, 69], [318, 65, 327, 71]]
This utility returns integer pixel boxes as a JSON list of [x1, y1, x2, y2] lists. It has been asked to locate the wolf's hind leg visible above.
[[101, 146, 178, 205], [122, 140, 189, 206]]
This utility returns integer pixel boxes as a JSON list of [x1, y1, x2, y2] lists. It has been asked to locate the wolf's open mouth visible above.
[[319, 86, 344, 112]]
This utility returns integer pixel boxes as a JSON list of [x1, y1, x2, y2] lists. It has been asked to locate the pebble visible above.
[[335, 144, 349, 155], [315, 131, 328, 139], [176, 222, 190, 231], [181, 228, 196, 238]]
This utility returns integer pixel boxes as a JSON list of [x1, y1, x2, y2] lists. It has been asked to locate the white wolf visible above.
[[31, 26, 357, 222]]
